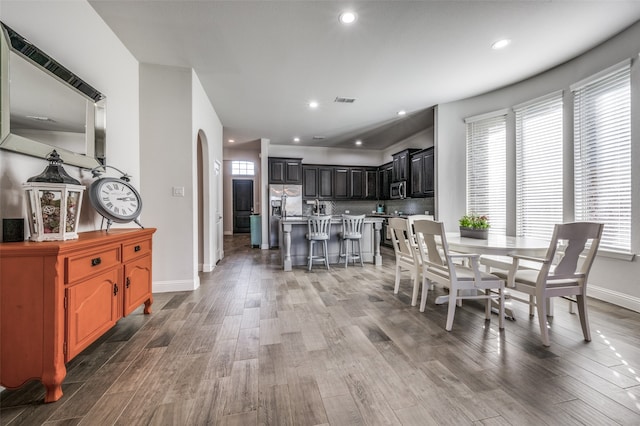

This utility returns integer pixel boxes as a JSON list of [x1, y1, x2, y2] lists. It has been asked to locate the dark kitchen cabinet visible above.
[[350, 168, 365, 198], [409, 147, 434, 197], [333, 168, 350, 199], [303, 165, 333, 199], [365, 168, 378, 199], [302, 166, 318, 198], [269, 157, 302, 184], [378, 163, 392, 200], [392, 149, 417, 183]]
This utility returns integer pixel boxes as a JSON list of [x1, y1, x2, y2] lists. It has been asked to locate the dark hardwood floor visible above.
[[2, 234, 640, 425]]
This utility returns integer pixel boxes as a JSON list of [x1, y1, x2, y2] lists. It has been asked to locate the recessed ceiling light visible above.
[[355, 140, 362, 146], [339, 11, 357, 25], [491, 39, 511, 50], [228, 139, 235, 143], [308, 100, 319, 109], [397, 110, 406, 116], [293, 137, 300, 143]]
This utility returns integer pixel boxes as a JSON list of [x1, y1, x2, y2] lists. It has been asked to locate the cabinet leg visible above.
[[144, 295, 153, 314]]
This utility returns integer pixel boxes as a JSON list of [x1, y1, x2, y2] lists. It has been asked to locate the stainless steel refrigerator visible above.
[[269, 185, 302, 248]]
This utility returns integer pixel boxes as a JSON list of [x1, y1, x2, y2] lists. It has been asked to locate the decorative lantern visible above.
[[22, 151, 85, 241]]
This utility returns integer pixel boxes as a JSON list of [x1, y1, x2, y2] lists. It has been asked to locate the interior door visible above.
[[233, 179, 253, 234], [215, 160, 223, 262]]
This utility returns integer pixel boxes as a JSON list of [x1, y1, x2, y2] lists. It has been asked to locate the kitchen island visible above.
[[280, 216, 384, 271]]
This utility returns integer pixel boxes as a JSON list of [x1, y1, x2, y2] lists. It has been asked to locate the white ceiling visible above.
[[89, 1, 640, 150]]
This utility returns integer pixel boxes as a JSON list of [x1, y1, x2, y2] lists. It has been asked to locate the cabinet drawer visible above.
[[65, 246, 121, 284], [122, 238, 152, 262]]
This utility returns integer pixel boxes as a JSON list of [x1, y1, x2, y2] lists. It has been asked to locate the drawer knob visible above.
[[91, 257, 101, 267], [134, 245, 141, 252]]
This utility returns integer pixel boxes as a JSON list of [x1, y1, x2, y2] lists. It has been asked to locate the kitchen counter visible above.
[[279, 216, 384, 271]]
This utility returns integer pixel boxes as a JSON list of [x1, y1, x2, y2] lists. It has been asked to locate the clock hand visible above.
[[116, 197, 137, 201]]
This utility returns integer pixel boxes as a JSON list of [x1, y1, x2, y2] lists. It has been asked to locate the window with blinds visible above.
[[465, 113, 507, 235], [515, 92, 563, 240], [573, 61, 631, 252]]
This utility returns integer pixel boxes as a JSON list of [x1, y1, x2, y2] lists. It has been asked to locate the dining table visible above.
[[439, 232, 550, 318]]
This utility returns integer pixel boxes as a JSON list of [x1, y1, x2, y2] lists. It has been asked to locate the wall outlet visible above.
[[172, 186, 185, 197]]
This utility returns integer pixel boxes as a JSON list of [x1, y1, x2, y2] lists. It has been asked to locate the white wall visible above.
[[0, 0, 139, 234], [139, 64, 223, 292], [192, 70, 224, 272], [435, 21, 640, 311]]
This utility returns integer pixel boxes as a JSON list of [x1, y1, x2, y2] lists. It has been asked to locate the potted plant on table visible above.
[[459, 214, 490, 239]]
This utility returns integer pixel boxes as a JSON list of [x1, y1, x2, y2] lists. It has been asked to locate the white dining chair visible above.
[[388, 217, 421, 306], [413, 219, 505, 331], [494, 222, 603, 346], [338, 214, 365, 268], [306, 215, 332, 271]]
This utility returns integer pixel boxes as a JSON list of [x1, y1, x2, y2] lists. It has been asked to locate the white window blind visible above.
[[465, 113, 506, 235], [231, 160, 255, 176], [573, 62, 631, 252], [515, 92, 563, 240]]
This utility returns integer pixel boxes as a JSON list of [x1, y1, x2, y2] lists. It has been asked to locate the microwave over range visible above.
[[390, 181, 407, 199]]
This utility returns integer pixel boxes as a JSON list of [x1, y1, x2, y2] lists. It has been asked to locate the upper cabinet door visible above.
[[269, 158, 302, 184]]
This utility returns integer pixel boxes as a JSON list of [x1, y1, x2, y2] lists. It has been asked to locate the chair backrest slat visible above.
[[550, 222, 603, 278], [412, 219, 446, 267], [388, 218, 413, 259], [341, 214, 365, 237], [307, 215, 332, 236]]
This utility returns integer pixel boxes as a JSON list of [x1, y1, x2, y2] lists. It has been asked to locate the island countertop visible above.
[[279, 216, 383, 271]]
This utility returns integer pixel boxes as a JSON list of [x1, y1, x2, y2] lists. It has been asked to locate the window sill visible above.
[[597, 249, 635, 262]]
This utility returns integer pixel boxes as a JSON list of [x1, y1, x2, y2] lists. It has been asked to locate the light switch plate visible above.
[[172, 186, 185, 197]]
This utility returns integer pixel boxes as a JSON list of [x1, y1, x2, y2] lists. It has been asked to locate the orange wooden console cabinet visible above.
[[0, 228, 156, 402]]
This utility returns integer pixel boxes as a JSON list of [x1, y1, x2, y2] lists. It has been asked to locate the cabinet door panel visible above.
[[350, 168, 364, 198], [269, 160, 285, 183], [302, 166, 318, 199], [422, 148, 434, 196], [123, 255, 152, 316], [410, 154, 423, 197], [66, 268, 119, 360], [333, 168, 349, 199], [285, 161, 302, 184], [365, 169, 378, 199]]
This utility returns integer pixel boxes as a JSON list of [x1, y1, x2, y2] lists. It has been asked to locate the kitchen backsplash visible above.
[[302, 198, 434, 217]]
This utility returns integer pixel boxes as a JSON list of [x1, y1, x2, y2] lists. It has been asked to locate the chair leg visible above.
[[576, 294, 591, 342], [323, 240, 330, 269], [445, 290, 457, 331], [420, 276, 429, 312], [485, 290, 491, 320], [308, 240, 313, 271], [344, 239, 350, 268], [498, 286, 505, 329], [358, 239, 363, 267], [536, 293, 550, 347], [411, 271, 419, 307], [529, 295, 535, 316], [394, 263, 401, 294]]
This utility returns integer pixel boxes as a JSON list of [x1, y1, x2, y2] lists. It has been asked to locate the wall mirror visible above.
[[0, 22, 106, 169]]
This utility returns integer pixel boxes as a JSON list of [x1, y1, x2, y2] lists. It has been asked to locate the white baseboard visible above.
[[202, 263, 214, 272], [224, 231, 233, 235], [153, 279, 200, 293], [589, 284, 640, 313]]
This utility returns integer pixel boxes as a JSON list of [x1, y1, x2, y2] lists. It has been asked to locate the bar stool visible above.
[[339, 214, 365, 268], [306, 215, 332, 271]]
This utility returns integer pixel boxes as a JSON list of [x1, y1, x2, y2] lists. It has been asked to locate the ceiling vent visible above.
[[334, 97, 356, 103], [312, 136, 325, 140]]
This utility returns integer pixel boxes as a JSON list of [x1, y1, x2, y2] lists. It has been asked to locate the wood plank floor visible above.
[[2, 234, 640, 425]]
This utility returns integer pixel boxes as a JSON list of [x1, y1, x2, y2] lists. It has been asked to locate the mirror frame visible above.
[[0, 22, 106, 169]]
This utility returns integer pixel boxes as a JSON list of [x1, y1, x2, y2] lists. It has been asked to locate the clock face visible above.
[[89, 177, 143, 223]]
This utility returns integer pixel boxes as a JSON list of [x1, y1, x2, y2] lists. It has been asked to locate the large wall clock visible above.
[[88, 165, 143, 231]]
